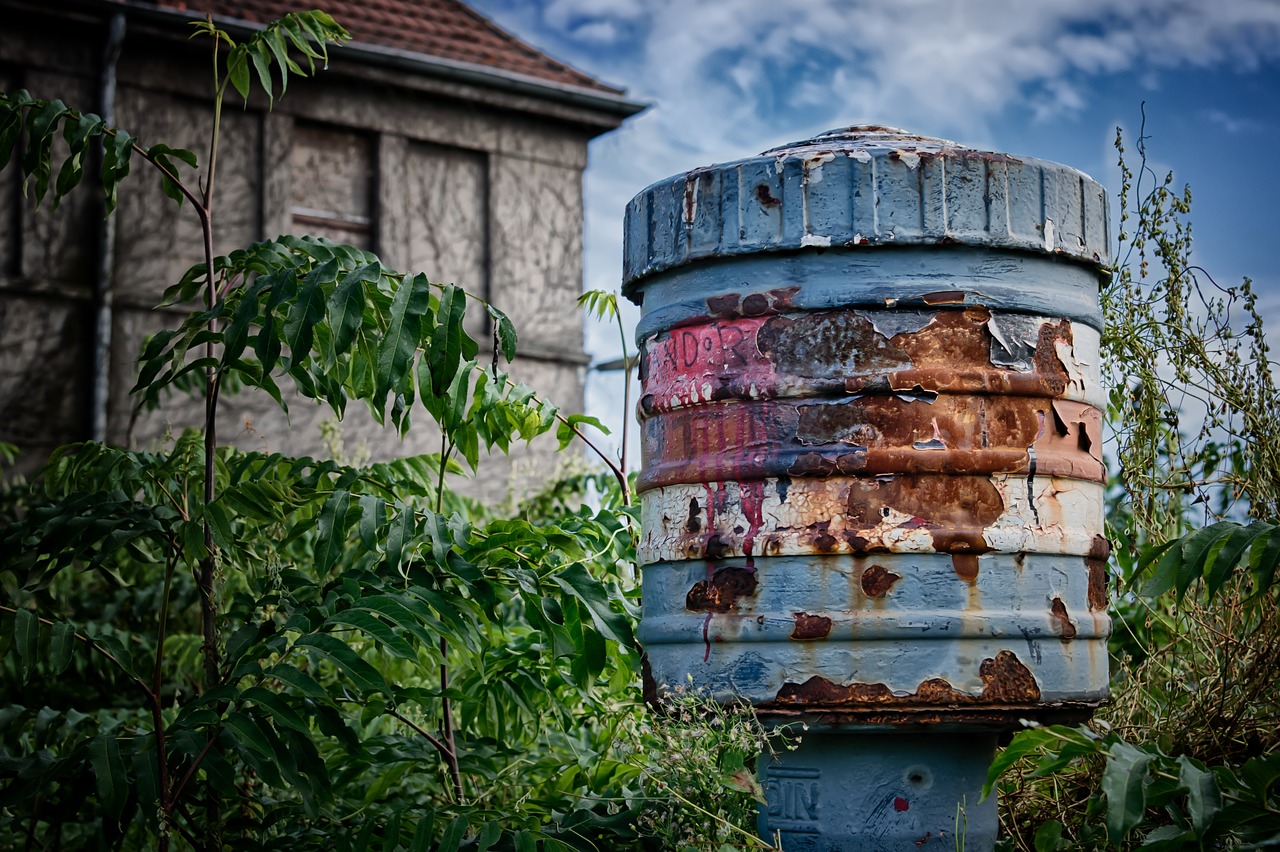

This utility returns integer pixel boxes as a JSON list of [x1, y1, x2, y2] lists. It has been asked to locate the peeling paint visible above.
[[803, 151, 836, 184], [988, 313, 1047, 372], [627, 125, 1111, 732], [641, 393, 1105, 491], [912, 418, 947, 451], [893, 150, 921, 170], [638, 307, 1101, 422], [869, 311, 935, 340], [639, 475, 1104, 565]]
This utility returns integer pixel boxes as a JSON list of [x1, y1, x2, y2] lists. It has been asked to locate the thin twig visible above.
[[168, 734, 218, 807], [383, 705, 453, 760], [502, 376, 630, 505], [434, 432, 464, 804]]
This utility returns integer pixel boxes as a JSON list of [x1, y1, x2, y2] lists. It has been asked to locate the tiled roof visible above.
[[153, 0, 623, 94]]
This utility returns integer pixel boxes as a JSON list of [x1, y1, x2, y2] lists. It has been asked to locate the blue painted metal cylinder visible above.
[[623, 127, 1111, 849], [760, 732, 998, 849]]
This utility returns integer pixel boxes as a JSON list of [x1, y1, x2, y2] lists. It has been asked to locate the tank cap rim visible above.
[[761, 124, 959, 155]]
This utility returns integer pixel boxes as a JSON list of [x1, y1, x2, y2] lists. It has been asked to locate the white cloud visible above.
[[543, 0, 645, 33], [570, 20, 620, 43], [1203, 109, 1262, 135]]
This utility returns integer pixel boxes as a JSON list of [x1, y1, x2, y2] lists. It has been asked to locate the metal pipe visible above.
[[90, 11, 125, 443]]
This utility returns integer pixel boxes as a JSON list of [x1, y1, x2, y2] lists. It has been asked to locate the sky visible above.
[[468, 0, 1280, 463]]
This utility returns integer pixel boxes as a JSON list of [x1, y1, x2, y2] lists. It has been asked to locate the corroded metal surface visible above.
[[758, 732, 1000, 848], [639, 475, 1104, 563], [626, 126, 1112, 738], [639, 551, 1108, 712], [623, 126, 1110, 287]]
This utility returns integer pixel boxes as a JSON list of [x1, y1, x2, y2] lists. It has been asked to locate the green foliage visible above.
[[986, 724, 1280, 850], [0, 9, 685, 850], [136, 236, 545, 466], [1134, 519, 1280, 600], [1104, 123, 1278, 533], [991, 117, 1280, 851], [204, 11, 350, 106]]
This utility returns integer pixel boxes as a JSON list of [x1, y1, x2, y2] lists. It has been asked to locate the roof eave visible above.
[[87, 0, 647, 127], [341, 39, 647, 123]]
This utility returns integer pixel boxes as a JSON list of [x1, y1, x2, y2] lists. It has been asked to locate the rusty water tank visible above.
[[623, 127, 1111, 849]]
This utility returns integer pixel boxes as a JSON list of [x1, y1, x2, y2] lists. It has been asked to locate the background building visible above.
[[0, 0, 642, 496]]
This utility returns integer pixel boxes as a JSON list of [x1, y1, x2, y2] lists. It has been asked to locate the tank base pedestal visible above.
[[758, 730, 998, 851]]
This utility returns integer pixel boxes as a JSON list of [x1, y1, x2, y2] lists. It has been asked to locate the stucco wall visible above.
[[0, 7, 601, 502]]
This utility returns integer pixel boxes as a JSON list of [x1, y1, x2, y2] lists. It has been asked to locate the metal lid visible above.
[[622, 124, 1110, 294]]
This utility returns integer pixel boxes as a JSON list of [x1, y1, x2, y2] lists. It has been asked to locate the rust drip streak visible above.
[[1027, 410, 1045, 525], [740, 480, 765, 569], [702, 612, 713, 662]]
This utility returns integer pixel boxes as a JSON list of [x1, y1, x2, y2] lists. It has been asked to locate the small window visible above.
[[290, 122, 374, 248]]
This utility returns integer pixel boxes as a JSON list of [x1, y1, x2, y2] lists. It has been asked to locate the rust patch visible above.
[[929, 147, 1023, 166], [1087, 534, 1110, 611], [706, 293, 740, 316], [861, 564, 901, 597], [795, 403, 880, 447], [755, 183, 782, 207], [844, 476, 1002, 552], [686, 566, 758, 612], [774, 677, 894, 704], [644, 393, 1105, 489], [1050, 598, 1077, 640], [979, 651, 1041, 703], [952, 554, 980, 582], [921, 291, 966, 305], [811, 521, 839, 552], [891, 307, 990, 372], [641, 653, 659, 708], [704, 532, 732, 560], [1032, 319, 1074, 396], [758, 312, 911, 377], [686, 493, 706, 527], [683, 169, 712, 223], [791, 612, 833, 640], [915, 678, 967, 702], [768, 286, 801, 310], [1087, 560, 1108, 611], [766, 651, 1039, 709], [742, 293, 770, 316]]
